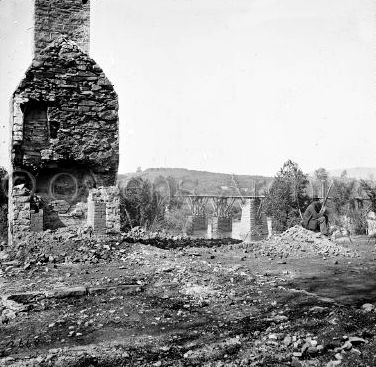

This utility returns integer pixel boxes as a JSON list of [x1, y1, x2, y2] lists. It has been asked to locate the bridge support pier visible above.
[[210, 216, 232, 239], [184, 215, 207, 235], [236, 198, 268, 241], [180, 194, 267, 240], [183, 196, 209, 235]]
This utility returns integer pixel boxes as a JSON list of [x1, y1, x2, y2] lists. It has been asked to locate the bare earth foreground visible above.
[[2, 227, 376, 367]]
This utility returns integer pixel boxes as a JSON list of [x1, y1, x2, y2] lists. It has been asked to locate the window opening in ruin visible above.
[[22, 101, 48, 146], [49, 120, 60, 139]]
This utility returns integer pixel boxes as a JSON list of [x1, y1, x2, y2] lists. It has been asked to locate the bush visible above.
[[331, 178, 357, 215], [348, 209, 367, 235], [327, 178, 368, 234], [157, 206, 190, 234], [119, 177, 166, 231], [264, 160, 310, 232], [360, 180, 376, 213]]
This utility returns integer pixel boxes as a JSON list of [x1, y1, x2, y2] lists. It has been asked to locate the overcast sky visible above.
[[1, 0, 376, 176]]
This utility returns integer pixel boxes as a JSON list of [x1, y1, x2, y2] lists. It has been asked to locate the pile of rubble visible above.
[[246, 225, 357, 258], [5, 226, 125, 270], [1, 226, 239, 272]]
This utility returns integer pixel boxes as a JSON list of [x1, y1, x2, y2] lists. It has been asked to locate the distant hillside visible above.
[[328, 167, 376, 180], [118, 168, 273, 195]]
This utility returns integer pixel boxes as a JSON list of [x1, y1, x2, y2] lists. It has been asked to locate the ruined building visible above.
[[9, 0, 120, 244]]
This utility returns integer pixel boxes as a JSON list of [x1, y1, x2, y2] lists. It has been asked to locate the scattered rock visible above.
[[361, 303, 375, 312]]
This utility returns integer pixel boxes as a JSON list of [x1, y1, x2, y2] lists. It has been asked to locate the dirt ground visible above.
[[1, 231, 376, 367]]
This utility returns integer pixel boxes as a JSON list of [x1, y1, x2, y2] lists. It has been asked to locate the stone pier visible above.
[[184, 215, 207, 235], [210, 216, 232, 239], [235, 198, 268, 242]]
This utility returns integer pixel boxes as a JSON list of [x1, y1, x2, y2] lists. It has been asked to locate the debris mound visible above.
[[2, 226, 240, 272], [247, 225, 357, 258], [277, 225, 331, 243]]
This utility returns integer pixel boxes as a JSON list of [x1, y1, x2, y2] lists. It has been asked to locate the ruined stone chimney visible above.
[[9, 0, 119, 244], [34, 0, 90, 56]]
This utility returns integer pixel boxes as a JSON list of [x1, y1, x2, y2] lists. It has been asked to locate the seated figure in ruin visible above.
[[302, 198, 329, 236]]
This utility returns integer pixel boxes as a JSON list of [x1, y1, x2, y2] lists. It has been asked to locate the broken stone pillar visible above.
[[237, 198, 268, 242], [11, 185, 31, 241], [10, 184, 44, 241], [87, 200, 106, 233], [87, 187, 120, 233]]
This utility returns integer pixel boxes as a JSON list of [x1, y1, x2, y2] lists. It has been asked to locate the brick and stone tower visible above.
[[9, 0, 120, 243]]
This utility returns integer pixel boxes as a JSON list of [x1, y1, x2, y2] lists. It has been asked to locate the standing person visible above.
[[302, 198, 329, 235]]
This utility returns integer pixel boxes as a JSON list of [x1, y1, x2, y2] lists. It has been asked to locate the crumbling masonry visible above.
[[9, 0, 120, 244]]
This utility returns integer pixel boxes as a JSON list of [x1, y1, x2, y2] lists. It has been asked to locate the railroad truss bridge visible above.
[[178, 195, 269, 241]]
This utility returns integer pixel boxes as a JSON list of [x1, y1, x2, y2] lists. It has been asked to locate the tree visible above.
[[340, 170, 348, 179], [264, 160, 310, 232], [331, 178, 357, 216], [360, 180, 376, 213], [329, 178, 367, 234], [119, 177, 165, 231]]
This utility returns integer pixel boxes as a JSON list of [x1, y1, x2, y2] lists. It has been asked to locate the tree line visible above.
[[263, 160, 376, 234]]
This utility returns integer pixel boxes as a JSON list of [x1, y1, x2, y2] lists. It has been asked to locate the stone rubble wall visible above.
[[11, 186, 31, 241], [11, 185, 46, 241], [87, 200, 106, 232]]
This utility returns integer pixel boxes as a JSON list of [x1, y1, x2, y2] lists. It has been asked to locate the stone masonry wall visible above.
[[87, 200, 106, 233], [34, 0, 90, 56], [11, 185, 45, 241], [12, 38, 119, 183], [87, 187, 121, 233]]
